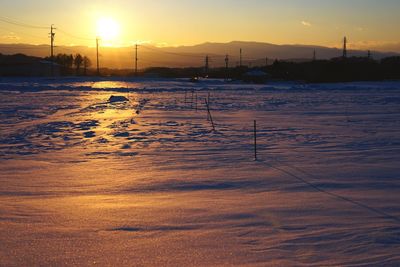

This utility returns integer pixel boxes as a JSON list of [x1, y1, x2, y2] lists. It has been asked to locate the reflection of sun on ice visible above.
[[96, 17, 120, 42]]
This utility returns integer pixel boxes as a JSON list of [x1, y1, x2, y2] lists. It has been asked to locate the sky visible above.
[[1, 0, 400, 50]]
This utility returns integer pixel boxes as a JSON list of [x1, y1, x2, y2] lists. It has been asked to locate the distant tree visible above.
[[83, 56, 91, 76], [74, 54, 83, 75], [47, 53, 74, 75], [66, 54, 73, 69]]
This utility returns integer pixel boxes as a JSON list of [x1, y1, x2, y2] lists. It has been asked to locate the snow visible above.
[[1, 78, 400, 266]]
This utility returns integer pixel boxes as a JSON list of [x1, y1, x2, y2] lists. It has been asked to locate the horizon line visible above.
[[1, 40, 399, 53]]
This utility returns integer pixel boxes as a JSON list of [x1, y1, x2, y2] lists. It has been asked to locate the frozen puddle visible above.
[[1, 79, 400, 266]]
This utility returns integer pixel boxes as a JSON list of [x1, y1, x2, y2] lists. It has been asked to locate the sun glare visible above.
[[96, 17, 120, 42]]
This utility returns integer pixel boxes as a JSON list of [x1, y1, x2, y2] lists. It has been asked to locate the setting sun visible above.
[[96, 17, 120, 42]]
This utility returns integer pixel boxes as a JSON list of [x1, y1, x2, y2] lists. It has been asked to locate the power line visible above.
[[141, 45, 206, 58], [0, 15, 48, 29], [0, 16, 94, 43], [0, 26, 47, 40], [56, 46, 81, 53], [260, 159, 400, 224], [0, 45, 48, 50], [57, 28, 94, 41]]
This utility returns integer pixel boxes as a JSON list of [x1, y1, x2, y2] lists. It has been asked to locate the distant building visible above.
[[0, 54, 60, 77]]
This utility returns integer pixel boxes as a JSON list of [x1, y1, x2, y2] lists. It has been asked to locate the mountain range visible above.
[[1, 41, 398, 69]]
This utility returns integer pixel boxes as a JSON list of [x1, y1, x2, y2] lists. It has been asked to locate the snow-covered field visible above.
[[1, 77, 400, 266]]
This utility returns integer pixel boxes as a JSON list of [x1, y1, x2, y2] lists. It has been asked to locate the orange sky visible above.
[[1, 0, 400, 51]]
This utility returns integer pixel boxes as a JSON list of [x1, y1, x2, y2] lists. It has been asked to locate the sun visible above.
[[96, 17, 120, 42]]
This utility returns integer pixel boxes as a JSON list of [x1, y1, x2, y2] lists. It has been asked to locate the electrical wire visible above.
[[0, 26, 47, 40], [57, 28, 94, 41], [257, 157, 400, 224], [0, 45, 48, 50], [141, 45, 210, 58], [0, 15, 48, 29]]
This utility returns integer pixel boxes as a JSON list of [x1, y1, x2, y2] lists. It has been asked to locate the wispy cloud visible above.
[[1, 32, 21, 40], [301, 21, 312, 27], [329, 40, 400, 52], [129, 40, 152, 45], [349, 40, 400, 51], [155, 42, 170, 48]]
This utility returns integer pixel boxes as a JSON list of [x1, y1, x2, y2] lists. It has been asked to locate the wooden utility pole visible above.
[[225, 54, 229, 80], [135, 44, 138, 76], [205, 55, 209, 76], [49, 24, 56, 76], [343, 36, 347, 58], [96, 37, 100, 76], [240, 48, 243, 67]]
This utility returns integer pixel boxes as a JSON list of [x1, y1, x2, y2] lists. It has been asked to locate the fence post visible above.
[[254, 120, 257, 161], [195, 93, 198, 112], [207, 92, 211, 121], [205, 98, 215, 132]]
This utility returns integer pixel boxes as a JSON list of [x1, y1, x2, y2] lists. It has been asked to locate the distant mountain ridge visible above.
[[1, 41, 399, 69]]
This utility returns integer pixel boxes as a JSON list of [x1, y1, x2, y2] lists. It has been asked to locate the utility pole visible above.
[[343, 36, 347, 58], [240, 48, 243, 67], [205, 55, 209, 76], [135, 44, 138, 76], [96, 37, 100, 76], [49, 24, 56, 76], [225, 54, 229, 80]]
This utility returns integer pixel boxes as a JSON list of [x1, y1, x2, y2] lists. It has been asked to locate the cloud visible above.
[[350, 40, 400, 52], [155, 42, 170, 48], [301, 21, 312, 27], [129, 40, 152, 45], [329, 40, 400, 52], [1, 32, 21, 40]]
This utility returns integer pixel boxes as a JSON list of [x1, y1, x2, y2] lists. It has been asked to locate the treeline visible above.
[[45, 53, 92, 75], [141, 56, 400, 83], [2, 52, 400, 82], [265, 56, 400, 83]]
